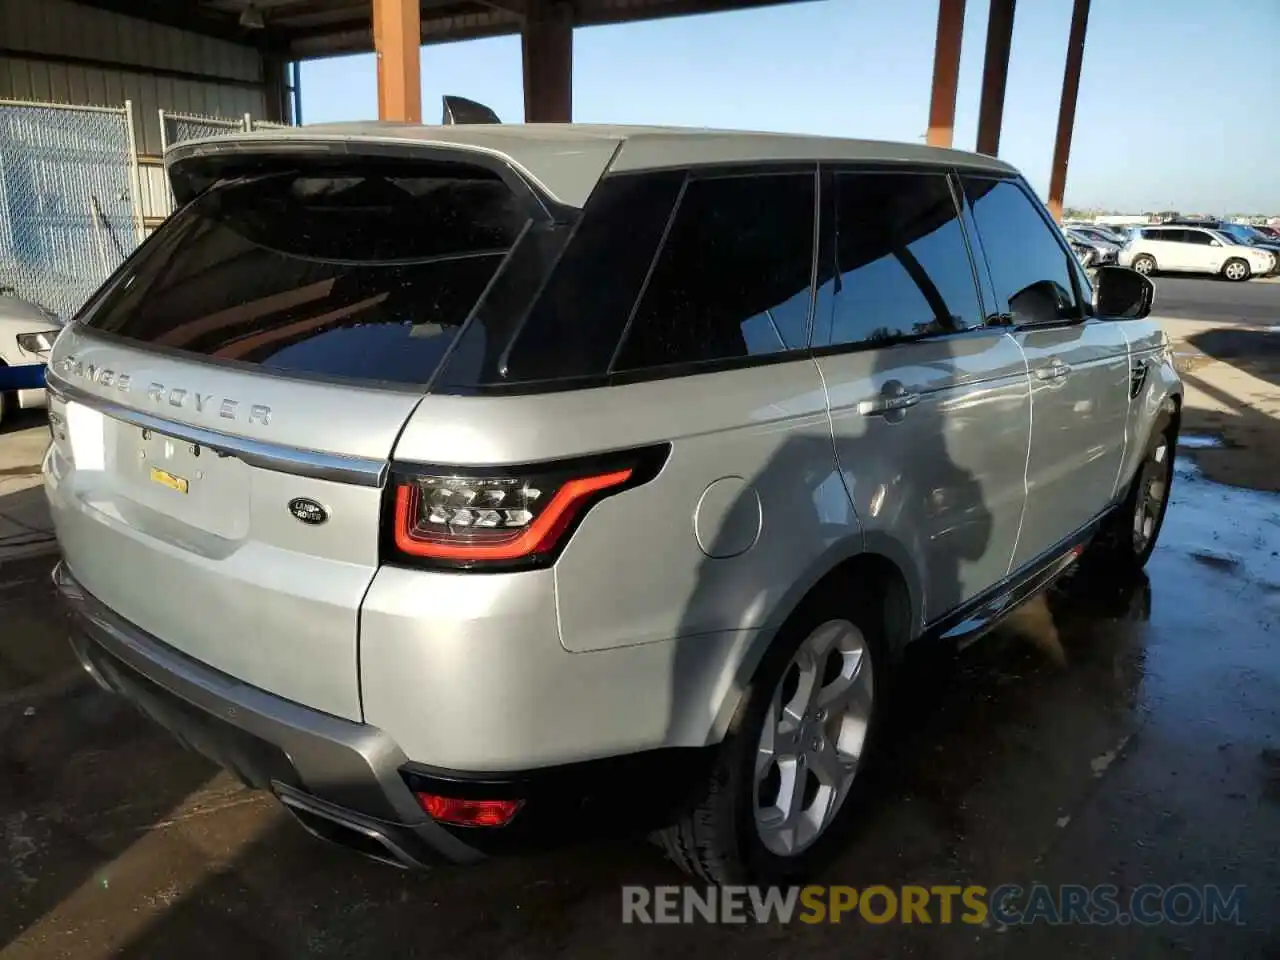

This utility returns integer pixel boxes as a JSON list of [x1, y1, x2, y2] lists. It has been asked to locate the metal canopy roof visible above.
[[78, 0, 810, 58]]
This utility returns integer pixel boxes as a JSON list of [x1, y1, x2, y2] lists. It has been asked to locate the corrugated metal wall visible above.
[[0, 0, 268, 157]]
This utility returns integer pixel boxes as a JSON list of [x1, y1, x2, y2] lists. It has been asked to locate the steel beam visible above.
[[1046, 0, 1091, 222], [522, 1, 573, 122], [373, 0, 422, 122], [926, 0, 966, 147], [975, 0, 1015, 155]]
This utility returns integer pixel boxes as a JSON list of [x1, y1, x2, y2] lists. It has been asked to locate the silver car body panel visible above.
[[45, 126, 1183, 784], [43, 325, 426, 721], [372, 358, 858, 766], [817, 331, 1031, 626], [1011, 321, 1132, 570]]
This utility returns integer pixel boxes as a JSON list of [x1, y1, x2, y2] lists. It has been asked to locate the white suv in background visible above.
[[1119, 225, 1275, 281]]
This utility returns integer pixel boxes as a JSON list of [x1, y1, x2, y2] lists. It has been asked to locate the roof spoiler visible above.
[[441, 95, 501, 125]]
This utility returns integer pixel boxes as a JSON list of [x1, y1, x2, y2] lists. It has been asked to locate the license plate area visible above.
[[108, 420, 252, 539]]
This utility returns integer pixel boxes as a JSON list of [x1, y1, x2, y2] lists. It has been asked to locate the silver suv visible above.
[[43, 124, 1181, 883]]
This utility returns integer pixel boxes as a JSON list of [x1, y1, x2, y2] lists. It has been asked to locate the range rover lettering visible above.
[[44, 123, 1181, 883]]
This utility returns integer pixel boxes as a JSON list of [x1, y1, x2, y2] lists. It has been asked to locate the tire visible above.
[[1222, 258, 1251, 282], [655, 577, 888, 884], [1131, 254, 1156, 276], [1082, 415, 1175, 575]]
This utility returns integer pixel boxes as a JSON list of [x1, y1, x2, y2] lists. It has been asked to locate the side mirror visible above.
[[1209, 239, 1222, 247], [1093, 265, 1154, 320], [1009, 279, 1075, 325]]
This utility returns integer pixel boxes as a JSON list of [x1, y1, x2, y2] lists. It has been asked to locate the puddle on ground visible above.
[[1177, 433, 1226, 450], [1172, 351, 1215, 374]]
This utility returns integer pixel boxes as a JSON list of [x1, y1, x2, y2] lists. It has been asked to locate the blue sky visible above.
[[301, 0, 1279, 213]]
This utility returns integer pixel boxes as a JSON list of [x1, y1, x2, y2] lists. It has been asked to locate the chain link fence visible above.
[[158, 109, 248, 153], [0, 101, 291, 321], [0, 99, 142, 321], [158, 110, 287, 151]]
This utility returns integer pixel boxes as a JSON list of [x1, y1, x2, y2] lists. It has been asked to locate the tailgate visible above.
[[42, 149, 538, 721], [45, 330, 421, 721]]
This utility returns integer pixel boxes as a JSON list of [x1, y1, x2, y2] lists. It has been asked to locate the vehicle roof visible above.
[[169, 122, 1019, 209]]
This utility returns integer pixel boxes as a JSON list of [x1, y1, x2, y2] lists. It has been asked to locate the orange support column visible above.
[[1046, 0, 1092, 222], [975, 0, 1015, 155], [926, 0, 966, 148], [522, 1, 573, 123], [373, 0, 422, 123]]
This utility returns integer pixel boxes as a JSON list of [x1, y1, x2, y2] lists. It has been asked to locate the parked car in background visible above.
[[47, 123, 1181, 884], [1252, 225, 1280, 240], [0, 289, 61, 428], [1119, 225, 1276, 281], [1065, 227, 1120, 266], [1067, 235, 1100, 268], [1077, 225, 1129, 246], [1200, 222, 1280, 266]]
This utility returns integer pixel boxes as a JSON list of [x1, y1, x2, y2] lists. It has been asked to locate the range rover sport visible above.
[[43, 123, 1181, 883]]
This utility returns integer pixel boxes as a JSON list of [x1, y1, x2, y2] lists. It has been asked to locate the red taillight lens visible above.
[[416, 793, 523, 827], [387, 445, 669, 570]]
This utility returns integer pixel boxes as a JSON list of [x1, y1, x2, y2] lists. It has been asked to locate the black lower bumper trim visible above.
[[400, 746, 716, 855]]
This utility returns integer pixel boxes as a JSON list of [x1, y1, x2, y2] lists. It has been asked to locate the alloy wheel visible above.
[[1224, 261, 1247, 281], [1133, 438, 1171, 553], [754, 619, 874, 857]]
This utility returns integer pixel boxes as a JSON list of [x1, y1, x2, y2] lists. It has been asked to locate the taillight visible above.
[[385, 444, 669, 570]]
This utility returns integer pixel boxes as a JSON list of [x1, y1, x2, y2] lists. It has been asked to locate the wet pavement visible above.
[[1, 437, 1278, 959]]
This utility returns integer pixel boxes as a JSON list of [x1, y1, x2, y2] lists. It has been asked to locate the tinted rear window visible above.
[[85, 167, 529, 386]]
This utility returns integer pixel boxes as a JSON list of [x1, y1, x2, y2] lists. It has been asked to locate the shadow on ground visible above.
[[2, 443, 1278, 959], [1176, 327, 1280, 492]]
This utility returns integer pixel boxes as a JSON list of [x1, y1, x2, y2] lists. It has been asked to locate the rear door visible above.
[[1149, 228, 1192, 271], [815, 169, 1031, 623], [44, 151, 534, 720], [960, 176, 1130, 570], [1183, 228, 1226, 272]]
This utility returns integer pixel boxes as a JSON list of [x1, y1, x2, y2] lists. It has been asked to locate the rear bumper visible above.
[[55, 560, 485, 868], [54, 562, 712, 866]]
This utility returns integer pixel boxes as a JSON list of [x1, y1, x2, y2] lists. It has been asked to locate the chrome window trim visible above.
[[45, 372, 387, 488]]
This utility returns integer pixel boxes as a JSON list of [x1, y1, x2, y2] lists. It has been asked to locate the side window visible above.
[[817, 171, 982, 348], [1184, 230, 1214, 246], [612, 173, 815, 372], [963, 177, 1080, 327], [1158, 229, 1186, 244]]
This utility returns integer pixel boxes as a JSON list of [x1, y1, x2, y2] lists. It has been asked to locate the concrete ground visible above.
[[1, 281, 1278, 958], [1150, 274, 1280, 326]]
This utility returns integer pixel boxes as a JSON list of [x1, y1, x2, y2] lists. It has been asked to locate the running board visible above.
[[920, 516, 1105, 653]]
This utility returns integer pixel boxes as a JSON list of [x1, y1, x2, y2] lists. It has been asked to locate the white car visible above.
[[1118, 226, 1276, 281], [0, 292, 62, 427]]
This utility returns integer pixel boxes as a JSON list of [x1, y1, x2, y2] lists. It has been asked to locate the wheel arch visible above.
[[1221, 256, 1250, 279], [701, 540, 919, 746]]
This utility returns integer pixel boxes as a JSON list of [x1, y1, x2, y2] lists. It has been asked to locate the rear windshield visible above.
[[84, 164, 529, 386]]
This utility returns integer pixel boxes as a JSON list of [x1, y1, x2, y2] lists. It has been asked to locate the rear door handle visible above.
[[1035, 361, 1071, 382], [857, 387, 921, 418]]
